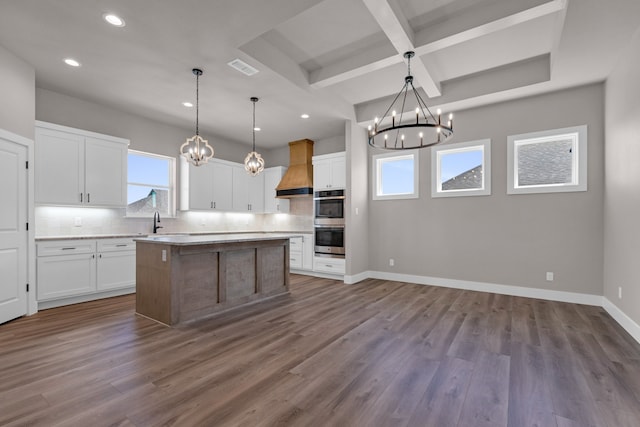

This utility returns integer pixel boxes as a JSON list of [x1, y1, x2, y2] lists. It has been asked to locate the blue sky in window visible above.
[[440, 150, 482, 181], [127, 154, 170, 203], [381, 158, 414, 195]]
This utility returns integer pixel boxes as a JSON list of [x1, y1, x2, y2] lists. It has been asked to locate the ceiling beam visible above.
[[361, 0, 442, 97], [311, 0, 565, 92]]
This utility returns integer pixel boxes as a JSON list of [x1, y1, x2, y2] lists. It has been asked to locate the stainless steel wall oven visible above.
[[314, 189, 345, 257]]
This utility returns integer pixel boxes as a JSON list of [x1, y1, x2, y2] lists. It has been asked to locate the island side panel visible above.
[[260, 242, 288, 295], [178, 250, 219, 323], [224, 248, 257, 306], [136, 242, 173, 325]]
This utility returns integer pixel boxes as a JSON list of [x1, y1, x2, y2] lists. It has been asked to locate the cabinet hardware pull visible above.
[[115, 244, 127, 247], [92, 254, 95, 258], [211, 201, 213, 209], [80, 193, 83, 202], [214, 201, 216, 209], [325, 264, 332, 267], [61, 247, 76, 250], [87, 193, 90, 203], [99, 254, 102, 258]]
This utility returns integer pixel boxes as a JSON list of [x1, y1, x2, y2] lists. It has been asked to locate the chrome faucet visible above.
[[153, 211, 163, 234]]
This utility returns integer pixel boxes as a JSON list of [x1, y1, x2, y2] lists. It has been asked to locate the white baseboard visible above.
[[367, 271, 603, 306], [344, 270, 371, 284], [38, 287, 135, 310], [602, 298, 640, 344]]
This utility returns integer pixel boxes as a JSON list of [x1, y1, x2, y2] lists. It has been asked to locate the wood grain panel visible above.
[[224, 249, 256, 301]]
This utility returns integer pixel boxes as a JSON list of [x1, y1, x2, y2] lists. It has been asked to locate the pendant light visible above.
[[367, 52, 454, 150], [180, 68, 214, 166], [244, 97, 265, 176]]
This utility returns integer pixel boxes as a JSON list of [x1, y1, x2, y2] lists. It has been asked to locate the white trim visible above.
[[367, 271, 602, 305], [344, 270, 371, 284], [602, 298, 640, 345], [37, 287, 135, 310], [372, 150, 419, 200], [507, 125, 587, 194], [431, 139, 491, 198], [35, 120, 129, 145]]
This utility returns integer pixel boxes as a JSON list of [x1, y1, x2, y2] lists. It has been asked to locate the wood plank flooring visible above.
[[2, 275, 640, 427]]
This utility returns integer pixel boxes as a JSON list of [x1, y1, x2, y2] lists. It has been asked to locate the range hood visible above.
[[276, 139, 314, 198]]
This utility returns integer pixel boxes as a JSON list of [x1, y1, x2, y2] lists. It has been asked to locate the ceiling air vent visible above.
[[227, 59, 259, 76]]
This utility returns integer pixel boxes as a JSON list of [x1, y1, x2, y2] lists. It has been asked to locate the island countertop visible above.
[[133, 233, 302, 246]]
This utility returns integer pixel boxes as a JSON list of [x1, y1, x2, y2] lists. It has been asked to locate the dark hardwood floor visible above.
[[2, 274, 640, 426]]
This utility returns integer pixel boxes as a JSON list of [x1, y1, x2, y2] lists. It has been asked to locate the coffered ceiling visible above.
[[1, 0, 639, 149]]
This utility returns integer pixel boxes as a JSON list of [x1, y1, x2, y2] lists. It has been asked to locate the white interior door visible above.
[[0, 136, 28, 324]]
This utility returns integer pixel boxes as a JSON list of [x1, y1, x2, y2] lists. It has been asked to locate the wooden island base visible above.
[[134, 234, 292, 326]]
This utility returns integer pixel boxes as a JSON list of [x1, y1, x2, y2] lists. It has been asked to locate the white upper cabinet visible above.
[[263, 167, 289, 213], [180, 157, 233, 211], [313, 152, 346, 190], [35, 122, 128, 207], [232, 165, 264, 212]]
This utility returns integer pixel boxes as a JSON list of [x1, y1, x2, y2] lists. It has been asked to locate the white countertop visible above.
[[134, 233, 303, 246], [35, 231, 312, 242]]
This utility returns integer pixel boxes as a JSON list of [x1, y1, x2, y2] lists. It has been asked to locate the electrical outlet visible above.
[[546, 272, 554, 281], [162, 249, 167, 262], [74, 217, 82, 227], [355, 207, 359, 215], [618, 286, 622, 299], [389, 258, 395, 267]]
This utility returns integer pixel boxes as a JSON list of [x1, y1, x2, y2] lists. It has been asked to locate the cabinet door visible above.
[[248, 172, 265, 212], [263, 167, 289, 213], [232, 166, 250, 211], [314, 160, 332, 189], [37, 253, 96, 300], [85, 137, 127, 207], [212, 161, 233, 211], [302, 235, 313, 270], [35, 128, 84, 205], [331, 156, 346, 189], [188, 162, 215, 210], [97, 250, 136, 291]]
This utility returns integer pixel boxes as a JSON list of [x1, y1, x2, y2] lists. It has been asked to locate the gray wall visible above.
[[368, 83, 604, 295], [604, 28, 640, 325], [0, 44, 35, 139]]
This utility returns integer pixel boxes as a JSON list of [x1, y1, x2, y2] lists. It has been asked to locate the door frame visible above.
[[0, 128, 36, 316]]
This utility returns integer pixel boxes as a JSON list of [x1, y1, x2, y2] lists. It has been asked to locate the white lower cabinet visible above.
[[289, 235, 313, 273], [313, 256, 345, 275], [37, 238, 135, 305]]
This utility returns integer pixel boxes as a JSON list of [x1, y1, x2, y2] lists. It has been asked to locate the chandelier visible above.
[[180, 68, 214, 166], [244, 97, 265, 176], [368, 51, 454, 150]]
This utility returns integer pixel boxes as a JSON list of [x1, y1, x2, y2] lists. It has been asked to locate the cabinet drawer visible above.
[[98, 238, 136, 252], [289, 237, 303, 250], [37, 240, 96, 256], [313, 256, 345, 274], [290, 250, 303, 269]]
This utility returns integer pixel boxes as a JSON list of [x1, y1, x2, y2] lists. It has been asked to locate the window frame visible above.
[[372, 150, 419, 201], [431, 139, 491, 198], [126, 149, 176, 217], [507, 125, 587, 195]]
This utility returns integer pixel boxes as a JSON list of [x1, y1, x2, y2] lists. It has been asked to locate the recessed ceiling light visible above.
[[103, 13, 125, 27], [64, 58, 81, 67], [254, 127, 261, 131], [182, 102, 193, 108], [301, 114, 310, 119]]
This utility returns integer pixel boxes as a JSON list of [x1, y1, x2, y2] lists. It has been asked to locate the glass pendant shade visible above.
[[180, 68, 214, 166], [244, 97, 265, 176]]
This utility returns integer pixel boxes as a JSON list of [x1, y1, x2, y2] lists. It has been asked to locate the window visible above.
[[507, 125, 587, 194], [431, 139, 491, 198], [127, 150, 175, 216], [372, 150, 419, 200]]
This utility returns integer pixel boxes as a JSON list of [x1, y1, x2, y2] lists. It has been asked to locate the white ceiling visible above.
[[1, 0, 639, 150]]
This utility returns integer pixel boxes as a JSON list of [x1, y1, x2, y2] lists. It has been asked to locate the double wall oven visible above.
[[314, 189, 345, 257]]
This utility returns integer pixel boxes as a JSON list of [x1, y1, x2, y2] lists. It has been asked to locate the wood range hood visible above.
[[276, 139, 314, 198]]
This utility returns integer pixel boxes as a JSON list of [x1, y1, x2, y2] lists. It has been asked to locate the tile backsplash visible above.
[[35, 206, 313, 237]]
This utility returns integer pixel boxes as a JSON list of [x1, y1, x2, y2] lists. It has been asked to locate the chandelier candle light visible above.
[[244, 97, 265, 176], [368, 51, 454, 150], [180, 68, 214, 166]]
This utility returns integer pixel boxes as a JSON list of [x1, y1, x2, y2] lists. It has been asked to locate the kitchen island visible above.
[[134, 233, 294, 326]]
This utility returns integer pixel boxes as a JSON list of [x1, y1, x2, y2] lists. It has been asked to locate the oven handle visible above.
[[314, 224, 345, 229], [314, 196, 345, 201]]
